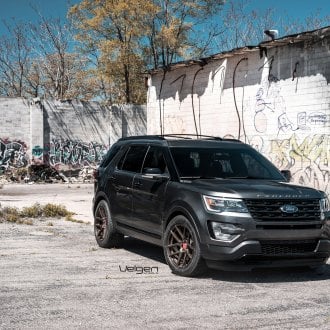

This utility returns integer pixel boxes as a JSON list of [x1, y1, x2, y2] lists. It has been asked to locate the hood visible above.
[[186, 178, 322, 199]]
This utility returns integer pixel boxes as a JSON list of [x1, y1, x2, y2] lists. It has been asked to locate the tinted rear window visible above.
[[118, 145, 148, 173]]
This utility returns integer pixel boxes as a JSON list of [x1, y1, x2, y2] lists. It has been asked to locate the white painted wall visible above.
[[147, 33, 330, 195]]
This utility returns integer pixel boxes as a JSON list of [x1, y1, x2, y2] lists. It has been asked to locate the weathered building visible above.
[[147, 26, 330, 194]]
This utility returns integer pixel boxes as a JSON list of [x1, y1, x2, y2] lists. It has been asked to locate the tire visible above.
[[94, 199, 124, 248], [163, 215, 207, 277]]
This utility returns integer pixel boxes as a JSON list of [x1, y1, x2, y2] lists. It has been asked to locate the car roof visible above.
[[117, 135, 244, 148]]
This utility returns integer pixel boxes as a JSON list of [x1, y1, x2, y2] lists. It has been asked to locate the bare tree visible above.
[[212, 0, 330, 52], [0, 15, 92, 100], [29, 15, 78, 99], [0, 22, 33, 97], [211, 0, 276, 51], [280, 9, 330, 35], [143, 0, 225, 69]]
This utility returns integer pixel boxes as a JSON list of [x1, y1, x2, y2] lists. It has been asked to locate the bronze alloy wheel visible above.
[[167, 224, 195, 268], [164, 215, 206, 276], [94, 200, 124, 248], [94, 202, 108, 242]]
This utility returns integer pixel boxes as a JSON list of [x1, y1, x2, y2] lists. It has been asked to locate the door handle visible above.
[[133, 181, 142, 188]]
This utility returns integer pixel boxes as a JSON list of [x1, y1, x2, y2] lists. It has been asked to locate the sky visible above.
[[0, 0, 329, 36]]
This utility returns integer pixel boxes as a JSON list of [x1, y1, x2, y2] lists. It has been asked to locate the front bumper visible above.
[[201, 239, 330, 271]]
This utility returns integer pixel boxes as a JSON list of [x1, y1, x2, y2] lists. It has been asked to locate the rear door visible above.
[[131, 146, 170, 236], [107, 145, 148, 226]]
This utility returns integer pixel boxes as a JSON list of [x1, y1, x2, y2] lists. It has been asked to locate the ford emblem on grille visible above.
[[280, 204, 299, 213]]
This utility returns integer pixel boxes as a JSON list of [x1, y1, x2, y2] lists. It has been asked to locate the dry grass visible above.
[[0, 203, 88, 225]]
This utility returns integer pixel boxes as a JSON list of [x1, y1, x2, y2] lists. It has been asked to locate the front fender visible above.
[[163, 200, 204, 243]]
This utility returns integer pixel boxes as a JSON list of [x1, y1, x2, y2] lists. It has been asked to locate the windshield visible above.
[[170, 147, 284, 180]]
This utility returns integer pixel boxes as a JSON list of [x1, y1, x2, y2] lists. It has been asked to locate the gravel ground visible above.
[[0, 184, 330, 329]]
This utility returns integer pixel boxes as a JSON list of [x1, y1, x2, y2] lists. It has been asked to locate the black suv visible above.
[[93, 135, 330, 276]]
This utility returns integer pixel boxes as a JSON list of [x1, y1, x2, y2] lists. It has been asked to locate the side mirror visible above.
[[143, 167, 162, 175], [142, 167, 170, 180], [281, 170, 292, 182]]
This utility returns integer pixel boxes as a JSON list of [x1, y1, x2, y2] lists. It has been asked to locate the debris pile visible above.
[[0, 165, 96, 184]]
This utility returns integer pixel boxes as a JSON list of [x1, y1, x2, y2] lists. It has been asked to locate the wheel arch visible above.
[[163, 203, 202, 242], [93, 191, 110, 215]]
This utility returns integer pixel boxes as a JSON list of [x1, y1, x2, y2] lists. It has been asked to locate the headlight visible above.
[[320, 197, 330, 212], [203, 195, 248, 213], [320, 196, 330, 220]]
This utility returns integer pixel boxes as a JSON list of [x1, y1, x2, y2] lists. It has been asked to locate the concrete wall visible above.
[[43, 100, 146, 170], [0, 98, 146, 173], [147, 30, 330, 195], [0, 98, 31, 171]]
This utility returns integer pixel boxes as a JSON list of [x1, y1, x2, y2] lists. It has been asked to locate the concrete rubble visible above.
[[0, 165, 95, 184]]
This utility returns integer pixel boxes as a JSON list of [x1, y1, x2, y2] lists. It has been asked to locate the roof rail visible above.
[[117, 134, 242, 142], [118, 134, 223, 141], [118, 135, 165, 141], [222, 138, 242, 143], [161, 134, 223, 140]]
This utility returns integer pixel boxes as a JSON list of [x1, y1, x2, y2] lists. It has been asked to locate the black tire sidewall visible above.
[[94, 200, 115, 248], [163, 215, 204, 277]]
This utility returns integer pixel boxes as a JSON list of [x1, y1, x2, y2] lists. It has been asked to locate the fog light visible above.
[[210, 222, 244, 242]]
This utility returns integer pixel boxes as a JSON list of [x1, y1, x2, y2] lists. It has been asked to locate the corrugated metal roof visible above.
[[148, 25, 330, 74]]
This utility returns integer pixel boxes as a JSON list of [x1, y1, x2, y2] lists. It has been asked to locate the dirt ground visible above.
[[0, 183, 330, 329], [0, 183, 94, 223]]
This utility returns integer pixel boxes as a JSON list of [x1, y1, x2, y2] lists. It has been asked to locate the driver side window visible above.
[[241, 153, 271, 178], [142, 147, 167, 174]]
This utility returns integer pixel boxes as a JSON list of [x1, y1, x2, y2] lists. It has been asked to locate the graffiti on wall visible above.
[[239, 54, 330, 195], [32, 145, 44, 165], [0, 138, 28, 171], [47, 139, 108, 168], [246, 54, 330, 137], [270, 134, 330, 192], [297, 111, 330, 129], [249, 76, 299, 138]]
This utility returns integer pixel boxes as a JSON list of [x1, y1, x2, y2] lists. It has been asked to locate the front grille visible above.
[[244, 199, 320, 222], [256, 224, 322, 230], [260, 240, 318, 255]]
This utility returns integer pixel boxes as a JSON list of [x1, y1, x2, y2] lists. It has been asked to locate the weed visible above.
[[0, 203, 78, 225], [43, 203, 71, 218], [22, 219, 33, 225], [1, 206, 20, 222], [65, 214, 85, 224], [20, 203, 43, 218]]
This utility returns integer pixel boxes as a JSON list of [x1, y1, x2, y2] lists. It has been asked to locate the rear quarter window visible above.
[[99, 144, 121, 168]]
